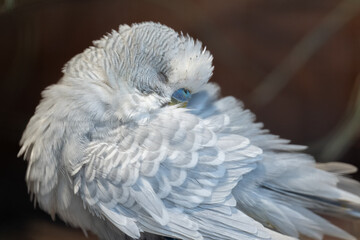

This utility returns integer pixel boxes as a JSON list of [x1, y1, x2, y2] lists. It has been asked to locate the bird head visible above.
[[59, 22, 214, 124]]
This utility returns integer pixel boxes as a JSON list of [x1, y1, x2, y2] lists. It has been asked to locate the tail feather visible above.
[[264, 183, 360, 218], [291, 206, 356, 240], [188, 205, 271, 240], [270, 190, 357, 240], [234, 156, 360, 240], [316, 162, 357, 175], [338, 176, 360, 198]]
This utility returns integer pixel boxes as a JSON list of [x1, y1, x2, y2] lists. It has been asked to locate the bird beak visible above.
[[169, 99, 188, 108]]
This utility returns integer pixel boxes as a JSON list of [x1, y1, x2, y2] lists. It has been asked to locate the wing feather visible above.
[[130, 178, 169, 225], [70, 85, 269, 239]]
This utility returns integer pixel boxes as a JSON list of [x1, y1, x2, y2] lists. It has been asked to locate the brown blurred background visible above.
[[1, 0, 360, 239]]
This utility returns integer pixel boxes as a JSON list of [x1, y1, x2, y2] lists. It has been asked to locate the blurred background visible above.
[[1, 0, 360, 239]]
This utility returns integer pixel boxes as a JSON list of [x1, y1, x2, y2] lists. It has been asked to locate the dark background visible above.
[[1, 0, 360, 239]]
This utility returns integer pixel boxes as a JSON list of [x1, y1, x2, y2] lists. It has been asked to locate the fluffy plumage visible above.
[[19, 22, 360, 240]]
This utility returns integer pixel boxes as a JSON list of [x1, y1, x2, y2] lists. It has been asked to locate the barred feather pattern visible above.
[[18, 22, 360, 240], [72, 98, 271, 240]]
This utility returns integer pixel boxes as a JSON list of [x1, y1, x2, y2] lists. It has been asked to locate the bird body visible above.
[[19, 22, 360, 240]]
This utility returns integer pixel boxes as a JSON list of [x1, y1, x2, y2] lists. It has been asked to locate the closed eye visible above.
[[158, 71, 168, 83]]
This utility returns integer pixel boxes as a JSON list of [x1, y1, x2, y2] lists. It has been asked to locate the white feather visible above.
[[19, 22, 360, 240]]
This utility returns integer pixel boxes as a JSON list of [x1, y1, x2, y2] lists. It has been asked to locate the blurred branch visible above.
[[1, 0, 15, 13], [250, 0, 360, 106], [315, 74, 360, 162]]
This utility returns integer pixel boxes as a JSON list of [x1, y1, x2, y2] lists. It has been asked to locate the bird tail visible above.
[[234, 155, 360, 240], [304, 162, 360, 218]]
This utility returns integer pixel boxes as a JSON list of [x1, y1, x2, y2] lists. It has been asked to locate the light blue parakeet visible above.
[[19, 22, 360, 240]]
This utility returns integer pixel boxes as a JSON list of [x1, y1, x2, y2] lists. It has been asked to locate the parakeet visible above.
[[19, 22, 360, 240]]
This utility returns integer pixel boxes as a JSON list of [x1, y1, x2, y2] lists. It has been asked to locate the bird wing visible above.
[[69, 86, 271, 239], [193, 85, 360, 240]]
